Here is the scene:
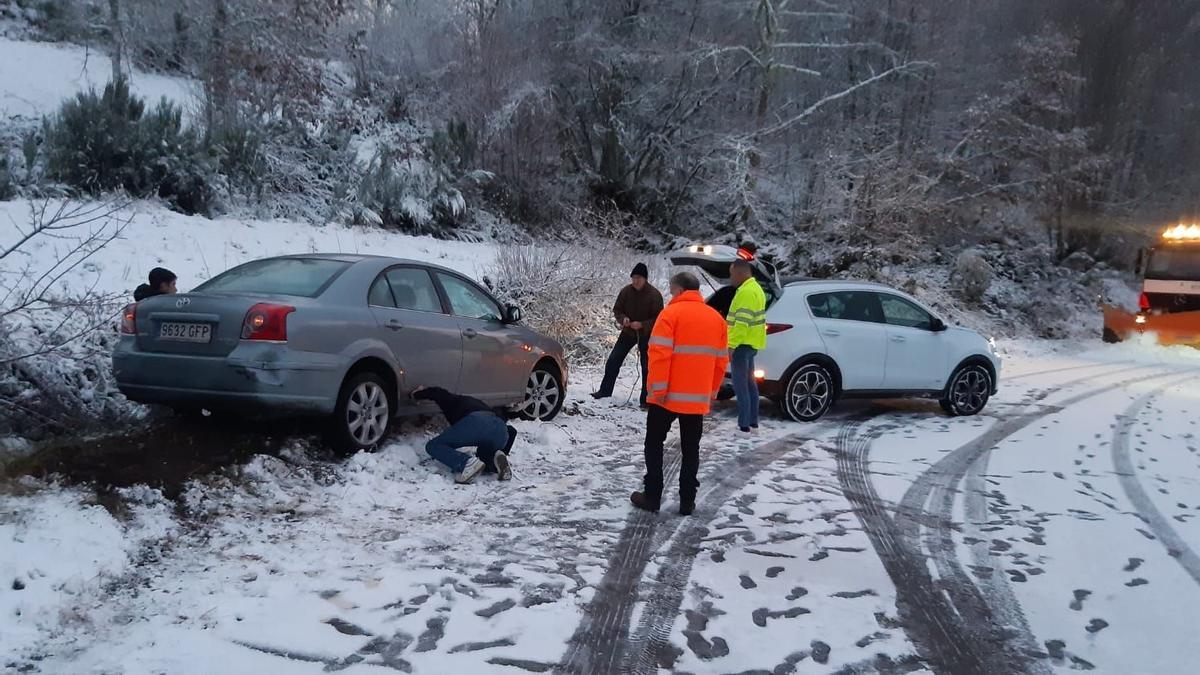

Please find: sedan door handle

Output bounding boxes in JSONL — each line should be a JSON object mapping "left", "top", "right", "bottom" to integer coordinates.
{"left": 385, "top": 319, "right": 403, "bottom": 331}
{"left": 891, "top": 335, "right": 906, "bottom": 342}
{"left": 463, "top": 328, "right": 478, "bottom": 338}
{"left": 822, "top": 329, "right": 841, "bottom": 337}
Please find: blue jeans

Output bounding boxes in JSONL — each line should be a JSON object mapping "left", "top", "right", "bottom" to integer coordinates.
{"left": 426, "top": 411, "right": 509, "bottom": 473}
{"left": 730, "top": 345, "right": 759, "bottom": 428}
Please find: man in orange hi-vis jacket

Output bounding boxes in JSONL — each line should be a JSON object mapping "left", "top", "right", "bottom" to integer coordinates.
{"left": 631, "top": 271, "right": 729, "bottom": 516}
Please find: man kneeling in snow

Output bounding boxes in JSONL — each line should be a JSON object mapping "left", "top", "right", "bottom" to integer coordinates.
{"left": 412, "top": 385, "right": 517, "bottom": 484}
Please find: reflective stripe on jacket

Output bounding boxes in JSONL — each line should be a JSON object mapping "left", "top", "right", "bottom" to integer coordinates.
{"left": 645, "top": 290, "right": 729, "bottom": 415}
{"left": 728, "top": 277, "right": 767, "bottom": 350}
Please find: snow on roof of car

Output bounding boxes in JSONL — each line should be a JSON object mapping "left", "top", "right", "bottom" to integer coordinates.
{"left": 784, "top": 278, "right": 895, "bottom": 290}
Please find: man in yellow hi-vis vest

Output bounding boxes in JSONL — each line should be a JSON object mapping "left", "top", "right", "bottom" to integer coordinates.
{"left": 728, "top": 258, "right": 767, "bottom": 431}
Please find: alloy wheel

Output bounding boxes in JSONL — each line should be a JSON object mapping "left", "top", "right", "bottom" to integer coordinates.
{"left": 346, "top": 380, "right": 389, "bottom": 446}
{"left": 788, "top": 366, "right": 832, "bottom": 421}
{"left": 951, "top": 368, "right": 989, "bottom": 415}
{"left": 519, "top": 369, "right": 562, "bottom": 421}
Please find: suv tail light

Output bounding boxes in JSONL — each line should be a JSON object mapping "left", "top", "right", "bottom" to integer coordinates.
{"left": 766, "top": 323, "right": 793, "bottom": 335}
{"left": 242, "top": 303, "right": 295, "bottom": 341}
{"left": 120, "top": 303, "right": 137, "bottom": 334}
{"left": 1138, "top": 292, "right": 1150, "bottom": 311}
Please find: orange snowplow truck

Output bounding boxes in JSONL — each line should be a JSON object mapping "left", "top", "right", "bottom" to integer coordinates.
{"left": 1102, "top": 224, "right": 1200, "bottom": 347}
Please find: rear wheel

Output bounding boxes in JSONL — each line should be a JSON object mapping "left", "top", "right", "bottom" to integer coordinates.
{"left": 329, "top": 372, "right": 392, "bottom": 453}
{"left": 515, "top": 365, "right": 564, "bottom": 421}
{"left": 941, "top": 364, "right": 991, "bottom": 416}
{"left": 779, "top": 363, "right": 835, "bottom": 422}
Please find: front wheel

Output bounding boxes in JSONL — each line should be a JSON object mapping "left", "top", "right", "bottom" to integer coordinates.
{"left": 941, "top": 364, "right": 992, "bottom": 416}
{"left": 329, "top": 372, "right": 392, "bottom": 453}
{"left": 514, "top": 366, "right": 564, "bottom": 421}
{"left": 779, "top": 363, "right": 835, "bottom": 422}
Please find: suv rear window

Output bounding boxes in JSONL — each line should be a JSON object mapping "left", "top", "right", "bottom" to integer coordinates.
{"left": 196, "top": 258, "right": 350, "bottom": 298}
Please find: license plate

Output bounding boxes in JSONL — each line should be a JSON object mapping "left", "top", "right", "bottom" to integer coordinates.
{"left": 159, "top": 321, "right": 212, "bottom": 343}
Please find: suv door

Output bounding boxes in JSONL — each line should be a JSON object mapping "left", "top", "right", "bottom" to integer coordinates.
{"left": 433, "top": 271, "right": 527, "bottom": 403}
{"left": 876, "top": 292, "right": 949, "bottom": 391}
{"left": 806, "top": 291, "right": 887, "bottom": 390}
{"left": 367, "top": 267, "right": 463, "bottom": 397}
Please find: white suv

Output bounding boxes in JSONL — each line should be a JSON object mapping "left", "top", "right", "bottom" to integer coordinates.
{"left": 671, "top": 246, "right": 1001, "bottom": 422}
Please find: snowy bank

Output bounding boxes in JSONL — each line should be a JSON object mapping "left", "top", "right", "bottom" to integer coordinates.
{"left": 0, "top": 36, "right": 196, "bottom": 124}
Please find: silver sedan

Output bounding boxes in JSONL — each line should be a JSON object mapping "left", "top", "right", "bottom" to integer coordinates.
{"left": 113, "top": 254, "right": 568, "bottom": 451}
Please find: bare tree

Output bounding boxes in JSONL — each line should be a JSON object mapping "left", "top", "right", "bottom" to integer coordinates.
{"left": 0, "top": 198, "right": 132, "bottom": 365}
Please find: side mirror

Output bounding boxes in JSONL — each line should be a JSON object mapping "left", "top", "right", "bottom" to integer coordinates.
{"left": 504, "top": 304, "right": 523, "bottom": 324}
{"left": 930, "top": 318, "right": 948, "bottom": 332}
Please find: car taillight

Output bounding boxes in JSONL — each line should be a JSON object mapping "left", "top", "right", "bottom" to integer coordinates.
{"left": 242, "top": 303, "right": 295, "bottom": 341}
{"left": 120, "top": 303, "right": 137, "bottom": 334}
{"left": 766, "top": 323, "right": 793, "bottom": 335}
{"left": 1138, "top": 292, "right": 1150, "bottom": 311}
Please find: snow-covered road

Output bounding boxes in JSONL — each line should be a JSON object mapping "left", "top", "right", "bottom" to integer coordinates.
{"left": 4, "top": 342, "right": 1200, "bottom": 674}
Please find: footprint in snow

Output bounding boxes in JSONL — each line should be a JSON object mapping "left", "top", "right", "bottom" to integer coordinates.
{"left": 1085, "top": 618, "right": 1109, "bottom": 634}
{"left": 739, "top": 574, "right": 757, "bottom": 589}
{"left": 766, "top": 566, "right": 785, "bottom": 579}
{"left": 1069, "top": 589, "right": 1091, "bottom": 611}
{"left": 1125, "top": 577, "right": 1149, "bottom": 587}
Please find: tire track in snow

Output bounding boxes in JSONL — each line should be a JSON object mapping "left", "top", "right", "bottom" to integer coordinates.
{"left": 835, "top": 412, "right": 993, "bottom": 674}
{"left": 555, "top": 435, "right": 685, "bottom": 675}
{"left": 623, "top": 429, "right": 830, "bottom": 674}
{"left": 893, "top": 365, "right": 1185, "bottom": 673}
{"left": 836, "top": 364, "right": 1158, "bottom": 673}
{"left": 1111, "top": 377, "right": 1200, "bottom": 587}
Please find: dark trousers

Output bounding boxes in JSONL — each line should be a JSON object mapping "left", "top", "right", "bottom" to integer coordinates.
{"left": 597, "top": 331, "right": 649, "bottom": 403}
{"left": 642, "top": 404, "right": 703, "bottom": 504}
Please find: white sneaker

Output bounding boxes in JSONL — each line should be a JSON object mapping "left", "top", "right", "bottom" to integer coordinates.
{"left": 494, "top": 451, "right": 512, "bottom": 481}
{"left": 456, "top": 457, "right": 486, "bottom": 484}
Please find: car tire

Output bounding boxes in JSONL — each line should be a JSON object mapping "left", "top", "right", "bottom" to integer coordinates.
{"left": 940, "top": 364, "right": 992, "bottom": 416}
{"left": 779, "top": 362, "right": 835, "bottom": 422}
{"left": 514, "top": 365, "right": 564, "bottom": 421}
{"left": 329, "top": 371, "right": 392, "bottom": 453}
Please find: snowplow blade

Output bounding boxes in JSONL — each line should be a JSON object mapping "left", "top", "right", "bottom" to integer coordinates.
{"left": 1102, "top": 304, "right": 1200, "bottom": 347}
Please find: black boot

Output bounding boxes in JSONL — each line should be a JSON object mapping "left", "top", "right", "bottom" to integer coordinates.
{"left": 679, "top": 498, "right": 695, "bottom": 516}
{"left": 591, "top": 391, "right": 610, "bottom": 400}
{"left": 630, "top": 491, "right": 660, "bottom": 513}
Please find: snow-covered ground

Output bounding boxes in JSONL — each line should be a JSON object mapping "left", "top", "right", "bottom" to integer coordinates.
{"left": 4, "top": 339, "right": 1200, "bottom": 674}
{"left": 0, "top": 36, "right": 196, "bottom": 124}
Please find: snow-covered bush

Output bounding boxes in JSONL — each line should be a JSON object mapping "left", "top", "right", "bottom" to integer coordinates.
{"left": 486, "top": 240, "right": 663, "bottom": 363}
{"left": 951, "top": 250, "right": 993, "bottom": 303}
{"left": 351, "top": 140, "right": 486, "bottom": 235}
{"left": 43, "top": 79, "right": 214, "bottom": 215}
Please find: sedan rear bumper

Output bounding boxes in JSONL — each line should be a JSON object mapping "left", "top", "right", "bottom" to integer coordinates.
{"left": 113, "top": 338, "right": 341, "bottom": 414}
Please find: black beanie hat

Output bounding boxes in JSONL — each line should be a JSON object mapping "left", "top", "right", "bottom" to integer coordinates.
{"left": 631, "top": 262, "right": 649, "bottom": 279}
{"left": 149, "top": 267, "right": 177, "bottom": 287}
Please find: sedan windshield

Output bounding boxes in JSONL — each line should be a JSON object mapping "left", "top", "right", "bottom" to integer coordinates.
{"left": 196, "top": 258, "right": 351, "bottom": 297}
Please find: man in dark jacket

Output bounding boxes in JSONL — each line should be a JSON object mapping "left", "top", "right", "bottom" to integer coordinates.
{"left": 592, "top": 263, "right": 664, "bottom": 406}
{"left": 133, "top": 267, "right": 178, "bottom": 301}
{"left": 412, "top": 385, "right": 517, "bottom": 484}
